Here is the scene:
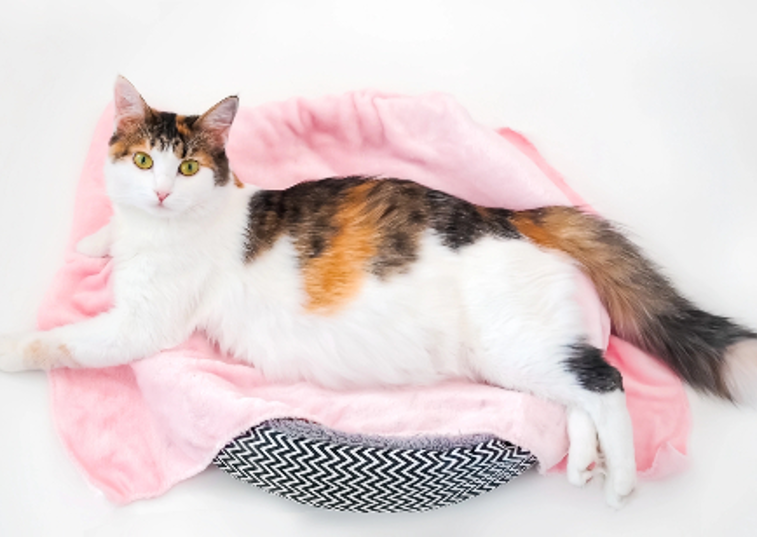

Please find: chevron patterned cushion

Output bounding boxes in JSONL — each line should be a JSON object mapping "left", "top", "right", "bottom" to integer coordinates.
{"left": 213, "top": 419, "right": 537, "bottom": 513}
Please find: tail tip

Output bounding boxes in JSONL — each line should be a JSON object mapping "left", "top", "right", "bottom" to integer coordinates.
{"left": 724, "top": 339, "right": 757, "bottom": 406}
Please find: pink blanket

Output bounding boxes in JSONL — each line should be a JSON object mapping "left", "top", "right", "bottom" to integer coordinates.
{"left": 39, "top": 91, "right": 689, "bottom": 504}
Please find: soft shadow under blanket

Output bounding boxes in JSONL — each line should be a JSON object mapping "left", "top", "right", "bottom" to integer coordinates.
{"left": 40, "top": 91, "right": 689, "bottom": 503}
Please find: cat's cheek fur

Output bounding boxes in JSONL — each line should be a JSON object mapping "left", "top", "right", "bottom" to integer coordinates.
{"left": 105, "top": 159, "right": 157, "bottom": 211}
{"left": 166, "top": 167, "right": 220, "bottom": 215}
{"left": 105, "top": 157, "right": 219, "bottom": 218}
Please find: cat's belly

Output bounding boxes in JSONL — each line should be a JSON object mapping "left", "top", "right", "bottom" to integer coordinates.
{"left": 199, "top": 235, "right": 472, "bottom": 389}
{"left": 199, "top": 232, "right": 585, "bottom": 391}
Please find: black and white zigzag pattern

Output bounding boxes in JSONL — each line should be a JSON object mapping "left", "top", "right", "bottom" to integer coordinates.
{"left": 214, "top": 420, "right": 537, "bottom": 513}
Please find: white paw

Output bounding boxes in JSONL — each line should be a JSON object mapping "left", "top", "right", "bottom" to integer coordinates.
{"left": 603, "top": 465, "right": 637, "bottom": 509}
{"left": 568, "top": 465, "right": 595, "bottom": 487}
{"left": 567, "top": 407, "right": 598, "bottom": 487}
{"left": 567, "top": 442, "right": 598, "bottom": 487}
{"left": 76, "top": 223, "right": 112, "bottom": 258}
{"left": 76, "top": 233, "right": 109, "bottom": 257}
{"left": 0, "top": 335, "right": 26, "bottom": 373}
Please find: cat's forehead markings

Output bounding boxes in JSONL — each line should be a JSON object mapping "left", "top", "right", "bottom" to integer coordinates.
{"left": 175, "top": 115, "right": 196, "bottom": 140}
{"left": 110, "top": 112, "right": 194, "bottom": 158}
{"left": 146, "top": 111, "right": 189, "bottom": 152}
{"left": 109, "top": 131, "right": 149, "bottom": 160}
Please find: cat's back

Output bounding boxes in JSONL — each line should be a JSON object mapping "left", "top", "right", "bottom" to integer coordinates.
{"left": 243, "top": 176, "right": 522, "bottom": 306}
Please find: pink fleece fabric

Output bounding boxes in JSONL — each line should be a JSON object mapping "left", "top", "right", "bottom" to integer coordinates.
{"left": 40, "top": 91, "right": 690, "bottom": 504}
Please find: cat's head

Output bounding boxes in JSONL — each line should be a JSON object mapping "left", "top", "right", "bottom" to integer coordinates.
{"left": 105, "top": 76, "right": 239, "bottom": 218}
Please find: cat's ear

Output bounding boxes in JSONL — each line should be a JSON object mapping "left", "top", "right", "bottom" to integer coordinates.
{"left": 113, "top": 76, "right": 148, "bottom": 128}
{"left": 196, "top": 96, "right": 239, "bottom": 146}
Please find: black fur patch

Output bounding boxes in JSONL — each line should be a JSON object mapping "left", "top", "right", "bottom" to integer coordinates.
{"left": 425, "top": 189, "right": 520, "bottom": 249}
{"left": 564, "top": 344, "right": 624, "bottom": 393}
{"left": 642, "top": 302, "right": 757, "bottom": 398}
{"left": 243, "top": 176, "right": 524, "bottom": 277}
{"left": 206, "top": 147, "right": 231, "bottom": 186}
{"left": 244, "top": 178, "right": 360, "bottom": 263}
{"left": 147, "top": 111, "right": 181, "bottom": 150}
{"left": 244, "top": 190, "right": 288, "bottom": 260}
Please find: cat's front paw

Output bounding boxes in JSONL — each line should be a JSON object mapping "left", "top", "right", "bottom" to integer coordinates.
{"left": 76, "top": 223, "right": 112, "bottom": 258}
{"left": 76, "top": 233, "right": 109, "bottom": 257}
{"left": 0, "top": 335, "right": 26, "bottom": 373}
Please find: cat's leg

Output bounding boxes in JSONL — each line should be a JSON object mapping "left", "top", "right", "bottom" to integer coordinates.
{"left": 567, "top": 406, "right": 598, "bottom": 487}
{"left": 462, "top": 237, "right": 635, "bottom": 505}
{"left": 76, "top": 221, "right": 113, "bottom": 257}
{"left": 0, "top": 307, "right": 187, "bottom": 372}
{"left": 563, "top": 343, "right": 636, "bottom": 507}
{"left": 479, "top": 342, "right": 635, "bottom": 506}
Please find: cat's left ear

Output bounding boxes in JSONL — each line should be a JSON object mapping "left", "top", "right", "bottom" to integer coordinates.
{"left": 196, "top": 96, "right": 239, "bottom": 146}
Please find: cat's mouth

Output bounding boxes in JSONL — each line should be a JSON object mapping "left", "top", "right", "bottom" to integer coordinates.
{"left": 144, "top": 201, "right": 175, "bottom": 217}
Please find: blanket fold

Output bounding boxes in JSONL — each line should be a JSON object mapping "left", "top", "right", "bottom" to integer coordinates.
{"left": 40, "top": 91, "right": 689, "bottom": 504}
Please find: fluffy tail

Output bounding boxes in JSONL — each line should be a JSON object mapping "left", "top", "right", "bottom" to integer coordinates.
{"left": 511, "top": 206, "right": 757, "bottom": 402}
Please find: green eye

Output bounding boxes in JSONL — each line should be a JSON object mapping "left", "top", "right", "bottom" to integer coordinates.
{"left": 133, "top": 152, "right": 153, "bottom": 169}
{"left": 179, "top": 159, "right": 200, "bottom": 176}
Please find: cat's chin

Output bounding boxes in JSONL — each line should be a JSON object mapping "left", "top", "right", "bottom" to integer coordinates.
{"left": 138, "top": 203, "right": 182, "bottom": 218}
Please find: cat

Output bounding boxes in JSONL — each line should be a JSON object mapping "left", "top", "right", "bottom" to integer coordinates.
{"left": 1, "top": 76, "right": 756, "bottom": 507}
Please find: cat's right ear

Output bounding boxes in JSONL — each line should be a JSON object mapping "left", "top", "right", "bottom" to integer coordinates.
{"left": 113, "top": 76, "right": 148, "bottom": 128}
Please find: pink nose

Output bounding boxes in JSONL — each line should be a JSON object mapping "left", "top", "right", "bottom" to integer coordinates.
{"left": 156, "top": 191, "right": 170, "bottom": 203}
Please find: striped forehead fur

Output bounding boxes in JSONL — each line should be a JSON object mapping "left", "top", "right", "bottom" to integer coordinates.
{"left": 109, "top": 109, "right": 230, "bottom": 186}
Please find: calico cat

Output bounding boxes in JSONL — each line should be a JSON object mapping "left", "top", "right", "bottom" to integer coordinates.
{"left": 1, "top": 76, "right": 756, "bottom": 507}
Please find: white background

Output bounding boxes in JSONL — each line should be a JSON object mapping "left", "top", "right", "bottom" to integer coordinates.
{"left": 1, "top": 1, "right": 757, "bottom": 535}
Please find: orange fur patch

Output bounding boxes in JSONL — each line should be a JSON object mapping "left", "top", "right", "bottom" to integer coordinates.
{"left": 233, "top": 174, "right": 244, "bottom": 188}
{"left": 510, "top": 209, "right": 567, "bottom": 250}
{"left": 303, "top": 183, "right": 378, "bottom": 314}
{"left": 175, "top": 115, "right": 194, "bottom": 139}
{"left": 109, "top": 138, "right": 150, "bottom": 161}
{"left": 190, "top": 151, "right": 216, "bottom": 169}
{"left": 511, "top": 206, "right": 670, "bottom": 340}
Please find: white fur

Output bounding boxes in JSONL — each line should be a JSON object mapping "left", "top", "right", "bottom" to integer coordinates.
{"left": 724, "top": 339, "right": 757, "bottom": 407}
{"left": 76, "top": 221, "right": 112, "bottom": 257}
{"left": 0, "top": 143, "right": 638, "bottom": 506}
{"left": 567, "top": 406, "right": 598, "bottom": 487}
{"left": 105, "top": 149, "right": 224, "bottom": 220}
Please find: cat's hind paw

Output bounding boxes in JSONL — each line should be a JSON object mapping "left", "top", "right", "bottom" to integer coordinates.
{"left": 603, "top": 465, "right": 637, "bottom": 509}
{"left": 567, "top": 464, "right": 595, "bottom": 487}
{"left": 567, "top": 407, "right": 598, "bottom": 487}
